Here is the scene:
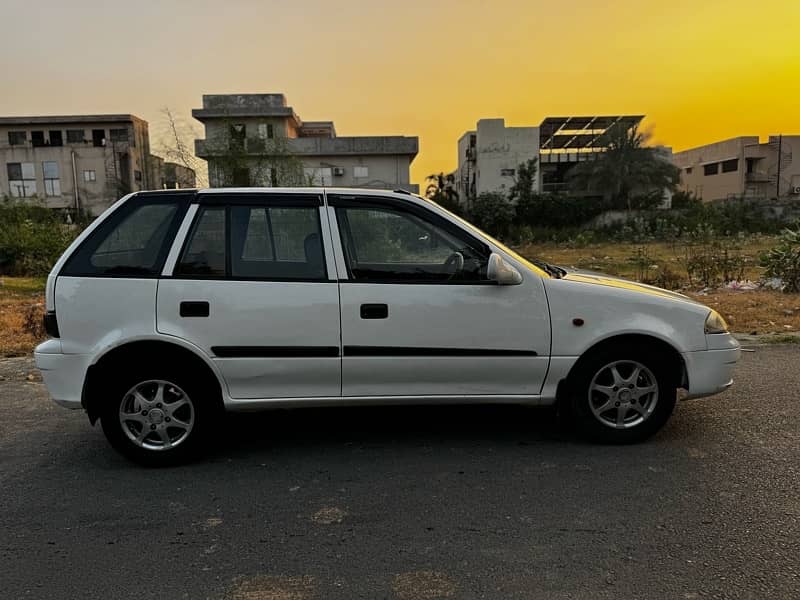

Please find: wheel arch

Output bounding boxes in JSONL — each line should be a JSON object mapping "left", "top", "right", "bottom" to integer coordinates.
{"left": 557, "top": 333, "right": 687, "bottom": 403}
{"left": 83, "top": 339, "right": 224, "bottom": 425}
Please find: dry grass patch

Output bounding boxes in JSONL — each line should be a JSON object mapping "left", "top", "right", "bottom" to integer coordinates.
{"left": 0, "top": 277, "right": 46, "bottom": 357}
{"left": 685, "top": 290, "right": 800, "bottom": 335}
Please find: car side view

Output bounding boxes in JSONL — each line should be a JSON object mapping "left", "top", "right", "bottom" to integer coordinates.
{"left": 34, "top": 188, "right": 741, "bottom": 464}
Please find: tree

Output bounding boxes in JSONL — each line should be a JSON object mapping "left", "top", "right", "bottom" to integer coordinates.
{"left": 568, "top": 125, "right": 681, "bottom": 211}
{"left": 508, "top": 157, "right": 538, "bottom": 205}
{"left": 425, "top": 172, "right": 461, "bottom": 213}
{"left": 157, "top": 108, "right": 209, "bottom": 187}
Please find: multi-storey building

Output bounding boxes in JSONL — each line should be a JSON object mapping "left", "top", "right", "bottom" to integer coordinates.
{"left": 673, "top": 135, "right": 800, "bottom": 201}
{"left": 193, "top": 94, "right": 419, "bottom": 193}
{"left": 453, "top": 115, "right": 645, "bottom": 203}
{"left": 0, "top": 114, "right": 195, "bottom": 215}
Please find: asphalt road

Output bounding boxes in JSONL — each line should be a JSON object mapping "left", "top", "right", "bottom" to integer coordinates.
{"left": 1, "top": 345, "right": 799, "bottom": 600}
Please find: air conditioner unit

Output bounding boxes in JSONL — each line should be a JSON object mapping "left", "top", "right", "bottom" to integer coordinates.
{"left": 792, "top": 186, "right": 800, "bottom": 195}
{"left": 333, "top": 167, "right": 345, "bottom": 176}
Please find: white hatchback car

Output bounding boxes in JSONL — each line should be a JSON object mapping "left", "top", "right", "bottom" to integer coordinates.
{"left": 35, "top": 188, "right": 740, "bottom": 464}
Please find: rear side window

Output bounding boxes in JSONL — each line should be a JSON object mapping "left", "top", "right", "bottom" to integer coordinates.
{"left": 61, "top": 194, "right": 189, "bottom": 277}
{"left": 175, "top": 204, "right": 327, "bottom": 281}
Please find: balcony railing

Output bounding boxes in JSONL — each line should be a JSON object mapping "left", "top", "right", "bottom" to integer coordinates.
{"left": 196, "top": 136, "right": 418, "bottom": 158}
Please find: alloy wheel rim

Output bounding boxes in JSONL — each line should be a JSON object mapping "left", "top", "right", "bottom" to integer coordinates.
{"left": 588, "top": 360, "right": 658, "bottom": 429}
{"left": 119, "top": 380, "right": 194, "bottom": 451}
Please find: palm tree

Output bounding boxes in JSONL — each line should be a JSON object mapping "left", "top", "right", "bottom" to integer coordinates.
{"left": 425, "top": 172, "right": 460, "bottom": 212}
{"left": 568, "top": 125, "right": 680, "bottom": 211}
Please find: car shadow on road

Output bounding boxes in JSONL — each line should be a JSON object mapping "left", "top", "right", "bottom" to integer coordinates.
{"left": 216, "top": 403, "right": 577, "bottom": 457}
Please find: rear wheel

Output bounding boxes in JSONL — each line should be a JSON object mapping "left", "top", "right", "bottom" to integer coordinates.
{"left": 100, "top": 365, "right": 219, "bottom": 465}
{"left": 567, "top": 346, "right": 677, "bottom": 443}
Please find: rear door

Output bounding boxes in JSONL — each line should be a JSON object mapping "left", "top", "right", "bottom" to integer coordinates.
{"left": 328, "top": 193, "right": 551, "bottom": 398}
{"left": 156, "top": 192, "right": 341, "bottom": 400}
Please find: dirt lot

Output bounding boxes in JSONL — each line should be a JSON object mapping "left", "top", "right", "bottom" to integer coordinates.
{"left": 2, "top": 236, "right": 799, "bottom": 358}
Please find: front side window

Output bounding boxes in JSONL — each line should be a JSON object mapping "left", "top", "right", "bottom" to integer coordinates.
{"left": 176, "top": 203, "right": 327, "bottom": 281}
{"left": 335, "top": 202, "right": 489, "bottom": 283}
{"left": 61, "top": 194, "right": 188, "bottom": 277}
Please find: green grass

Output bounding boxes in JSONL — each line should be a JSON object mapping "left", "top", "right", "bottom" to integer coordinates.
{"left": 0, "top": 276, "right": 47, "bottom": 296}
{"left": 760, "top": 333, "right": 800, "bottom": 345}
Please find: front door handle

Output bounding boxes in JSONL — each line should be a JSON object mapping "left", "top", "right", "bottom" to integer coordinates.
{"left": 180, "top": 301, "right": 210, "bottom": 317}
{"left": 360, "top": 303, "right": 388, "bottom": 319}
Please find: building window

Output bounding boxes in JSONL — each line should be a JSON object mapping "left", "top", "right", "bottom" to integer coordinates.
{"left": 8, "top": 131, "right": 26, "bottom": 146}
{"left": 134, "top": 170, "right": 142, "bottom": 182}
{"left": 66, "top": 129, "right": 85, "bottom": 144}
{"left": 703, "top": 163, "right": 719, "bottom": 176}
{"left": 501, "top": 168, "right": 515, "bottom": 177}
{"left": 31, "top": 131, "right": 45, "bottom": 147}
{"left": 721, "top": 158, "right": 738, "bottom": 173}
{"left": 83, "top": 170, "right": 97, "bottom": 182}
{"left": 43, "top": 161, "right": 61, "bottom": 196}
{"left": 353, "top": 166, "right": 369, "bottom": 178}
{"left": 230, "top": 124, "right": 246, "bottom": 150}
{"left": 257, "top": 124, "right": 274, "bottom": 139}
{"left": 7, "top": 162, "right": 37, "bottom": 197}
{"left": 109, "top": 128, "right": 129, "bottom": 143}
{"left": 92, "top": 129, "right": 105, "bottom": 147}
{"left": 49, "top": 131, "right": 63, "bottom": 147}
{"left": 685, "top": 167, "right": 693, "bottom": 175}
{"left": 232, "top": 167, "right": 249, "bottom": 186}
{"left": 303, "top": 167, "right": 333, "bottom": 186}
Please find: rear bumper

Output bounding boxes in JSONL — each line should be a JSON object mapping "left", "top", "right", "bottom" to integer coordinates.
{"left": 34, "top": 340, "right": 89, "bottom": 410}
{"left": 682, "top": 342, "right": 741, "bottom": 399}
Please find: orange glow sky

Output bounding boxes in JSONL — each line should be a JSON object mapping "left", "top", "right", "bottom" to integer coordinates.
{"left": 2, "top": 0, "right": 799, "bottom": 186}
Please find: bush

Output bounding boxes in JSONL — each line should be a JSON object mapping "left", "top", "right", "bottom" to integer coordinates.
{"left": 762, "top": 225, "right": 800, "bottom": 292}
{"left": 468, "top": 193, "right": 515, "bottom": 238}
{"left": 515, "top": 193, "right": 610, "bottom": 229}
{"left": 0, "top": 197, "right": 82, "bottom": 276}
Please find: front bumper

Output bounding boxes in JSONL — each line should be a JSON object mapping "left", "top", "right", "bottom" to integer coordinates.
{"left": 682, "top": 335, "right": 741, "bottom": 399}
{"left": 34, "top": 339, "right": 89, "bottom": 409}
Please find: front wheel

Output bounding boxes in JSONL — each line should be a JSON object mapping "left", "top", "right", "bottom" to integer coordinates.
{"left": 567, "top": 347, "right": 677, "bottom": 443}
{"left": 100, "top": 367, "right": 217, "bottom": 465}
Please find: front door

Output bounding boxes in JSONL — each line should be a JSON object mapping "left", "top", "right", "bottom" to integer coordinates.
{"left": 157, "top": 192, "right": 341, "bottom": 400}
{"left": 328, "top": 194, "right": 551, "bottom": 398}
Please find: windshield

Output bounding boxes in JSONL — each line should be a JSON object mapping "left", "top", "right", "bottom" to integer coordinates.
{"left": 424, "top": 197, "right": 552, "bottom": 278}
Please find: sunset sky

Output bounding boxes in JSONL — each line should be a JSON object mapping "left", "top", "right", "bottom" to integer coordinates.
{"left": 2, "top": 0, "right": 799, "bottom": 186}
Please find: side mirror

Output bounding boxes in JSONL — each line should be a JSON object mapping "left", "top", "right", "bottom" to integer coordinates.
{"left": 487, "top": 253, "right": 523, "bottom": 285}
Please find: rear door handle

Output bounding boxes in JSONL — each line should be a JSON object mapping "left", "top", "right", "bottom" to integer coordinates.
{"left": 360, "top": 303, "right": 388, "bottom": 319}
{"left": 180, "top": 301, "right": 209, "bottom": 317}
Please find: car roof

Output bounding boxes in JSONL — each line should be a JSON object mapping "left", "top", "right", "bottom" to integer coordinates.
{"left": 195, "top": 187, "right": 417, "bottom": 198}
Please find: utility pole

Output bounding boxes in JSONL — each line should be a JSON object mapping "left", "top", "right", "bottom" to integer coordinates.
{"left": 776, "top": 134, "right": 783, "bottom": 199}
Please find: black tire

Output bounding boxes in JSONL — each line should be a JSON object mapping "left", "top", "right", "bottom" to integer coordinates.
{"left": 100, "top": 362, "right": 221, "bottom": 466}
{"left": 566, "top": 344, "right": 677, "bottom": 444}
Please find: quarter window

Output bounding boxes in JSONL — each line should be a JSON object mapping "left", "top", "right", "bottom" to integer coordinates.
{"left": 335, "top": 203, "right": 489, "bottom": 282}
{"left": 61, "top": 195, "right": 187, "bottom": 277}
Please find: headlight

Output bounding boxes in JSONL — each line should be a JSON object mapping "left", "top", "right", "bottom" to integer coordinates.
{"left": 704, "top": 310, "right": 729, "bottom": 334}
